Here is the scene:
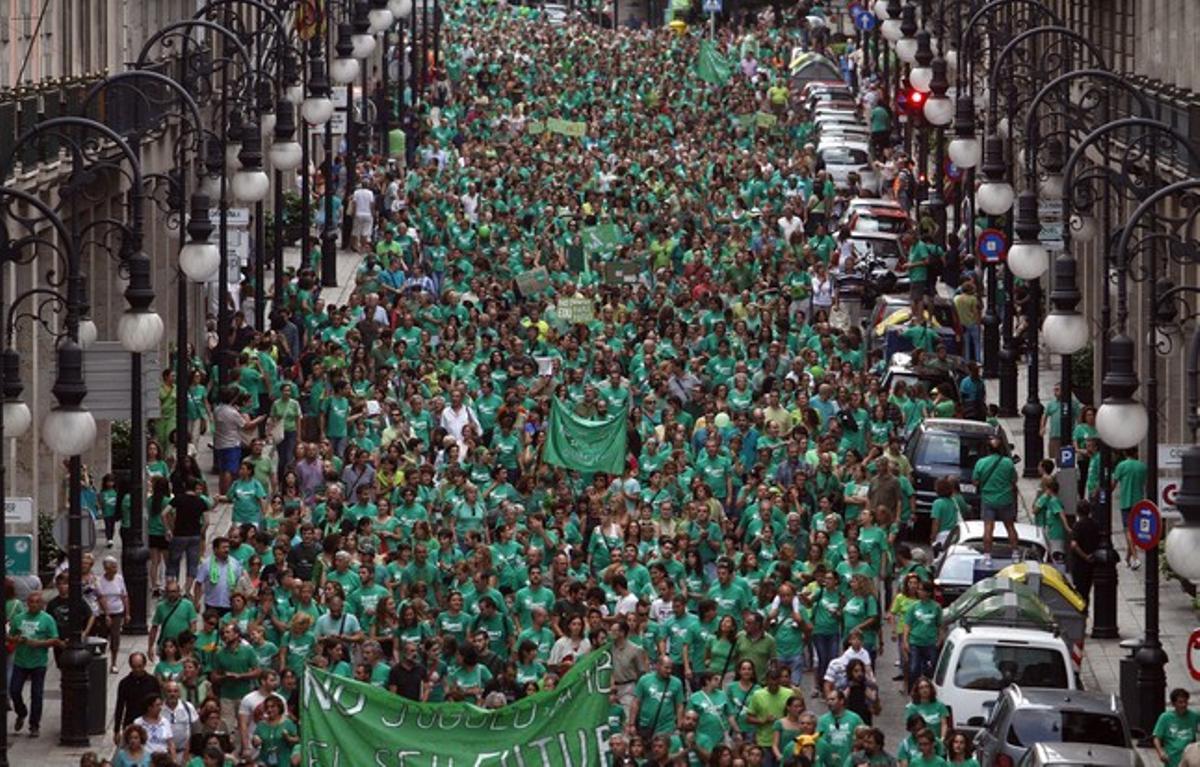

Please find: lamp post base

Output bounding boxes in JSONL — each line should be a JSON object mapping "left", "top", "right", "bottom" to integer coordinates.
{"left": 58, "top": 640, "right": 91, "bottom": 747}
{"left": 1021, "top": 398, "right": 1044, "bottom": 477}
{"left": 999, "top": 345, "right": 1019, "bottom": 416}
{"left": 321, "top": 230, "right": 338, "bottom": 288}
{"left": 121, "top": 542, "right": 150, "bottom": 635}
{"left": 1091, "top": 547, "right": 1120, "bottom": 639}
{"left": 1133, "top": 639, "right": 1168, "bottom": 742}
{"left": 983, "top": 310, "right": 1000, "bottom": 378}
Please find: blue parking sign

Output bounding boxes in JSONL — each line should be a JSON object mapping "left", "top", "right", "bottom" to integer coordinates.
{"left": 1058, "top": 445, "right": 1075, "bottom": 469}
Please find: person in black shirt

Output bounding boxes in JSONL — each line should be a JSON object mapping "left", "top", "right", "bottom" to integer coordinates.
{"left": 113, "top": 652, "right": 162, "bottom": 744}
{"left": 1070, "top": 501, "right": 1101, "bottom": 609}
{"left": 287, "top": 524, "right": 321, "bottom": 582}
{"left": 166, "top": 478, "right": 210, "bottom": 594}
{"left": 45, "top": 573, "right": 95, "bottom": 664}
{"left": 386, "top": 640, "right": 427, "bottom": 701}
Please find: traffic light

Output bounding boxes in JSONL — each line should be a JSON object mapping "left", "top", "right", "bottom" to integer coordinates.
{"left": 906, "top": 88, "right": 927, "bottom": 117}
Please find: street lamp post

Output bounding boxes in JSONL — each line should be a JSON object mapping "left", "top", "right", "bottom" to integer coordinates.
{"left": 1, "top": 116, "right": 155, "bottom": 747}
{"left": 1104, "top": 178, "right": 1200, "bottom": 737}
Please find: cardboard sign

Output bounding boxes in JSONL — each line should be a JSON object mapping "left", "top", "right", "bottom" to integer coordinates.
{"left": 527, "top": 120, "right": 545, "bottom": 135}
{"left": 603, "top": 259, "right": 644, "bottom": 285}
{"left": 755, "top": 112, "right": 778, "bottom": 129}
{"left": 514, "top": 266, "right": 551, "bottom": 295}
{"left": 557, "top": 296, "right": 596, "bottom": 324}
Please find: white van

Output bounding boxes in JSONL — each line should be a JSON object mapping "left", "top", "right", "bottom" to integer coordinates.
{"left": 933, "top": 624, "right": 1077, "bottom": 732}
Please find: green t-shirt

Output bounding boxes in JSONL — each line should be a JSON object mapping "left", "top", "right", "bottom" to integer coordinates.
{"left": 972, "top": 454, "right": 1017, "bottom": 506}
{"left": 905, "top": 599, "right": 942, "bottom": 647}
{"left": 905, "top": 699, "right": 950, "bottom": 733}
{"left": 152, "top": 597, "right": 198, "bottom": 644}
{"left": 212, "top": 642, "right": 259, "bottom": 700}
{"left": 12, "top": 609, "right": 57, "bottom": 668}
{"left": 746, "top": 685, "right": 794, "bottom": 747}
{"left": 817, "top": 708, "right": 865, "bottom": 764}
{"left": 1113, "top": 457, "right": 1148, "bottom": 511}
{"left": 271, "top": 398, "right": 302, "bottom": 432}
{"left": 688, "top": 689, "right": 730, "bottom": 746}
{"left": 634, "top": 672, "right": 685, "bottom": 734}
{"left": 1154, "top": 708, "right": 1200, "bottom": 767}
{"left": 230, "top": 478, "right": 268, "bottom": 525}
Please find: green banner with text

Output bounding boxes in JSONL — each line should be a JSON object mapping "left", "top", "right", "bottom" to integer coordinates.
{"left": 302, "top": 648, "right": 615, "bottom": 766}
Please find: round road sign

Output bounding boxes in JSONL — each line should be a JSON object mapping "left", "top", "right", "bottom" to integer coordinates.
{"left": 1129, "top": 499, "right": 1162, "bottom": 552}
{"left": 977, "top": 228, "right": 1008, "bottom": 264}
{"left": 1188, "top": 628, "right": 1200, "bottom": 681}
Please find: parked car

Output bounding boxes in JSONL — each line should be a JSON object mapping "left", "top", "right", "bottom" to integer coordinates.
{"left": 1016, "top": 742, "right": 1142, "bottom": 767}
{"left": 906, "top": 419, "right": 1014, "bottom": 515}
{"left": 540, "top": 3, "right": 570, "bottom": 23}
{"left": 880, "top": 355, "right": 969, "bottom": 423}
{"left": 839, "top": 197, "right": 911, "bottom": 235}
{"left": 974, "top": 687, "right": 1142, "bottom": 767}
{"left": 932, "top": 523, "right": 1049, "bottom": 605}
{"left": 870, "top": 295, "right": 963, "bottom": 356}
{"left": 934, "top": 627, "right": 1077, "bottom": 735}
{"left": 817, "top": 141, "right": 878, "bottom": 194}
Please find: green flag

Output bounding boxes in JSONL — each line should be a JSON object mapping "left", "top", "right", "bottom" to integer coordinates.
{"left": 302, "top": 648, "right": 615, "bottom": 766}
{"left": 544, "top": 398, "right": 628, "bottom": 475}
{"left": 695, "top": 39, "right": 731, "bottom": 85}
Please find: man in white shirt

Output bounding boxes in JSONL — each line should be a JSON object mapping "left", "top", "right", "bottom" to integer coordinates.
{"left": 163, "top": 681, "right": 199, "bottom": 762}
{"left": 237, "top": 670, "right": 288, "bottom": 759}
{"left": 778, "top": 203, "right": 805, "bottom": 242}
{"left": 350, "top": 182, "right": 376, "bottom": 253}
{"left": 439, "top": 388, "right": 480, "bottom": 448}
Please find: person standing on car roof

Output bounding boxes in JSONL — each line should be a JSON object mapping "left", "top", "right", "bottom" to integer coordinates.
{"left": 972, "top": 437, "right": 1020, "bottom": 567}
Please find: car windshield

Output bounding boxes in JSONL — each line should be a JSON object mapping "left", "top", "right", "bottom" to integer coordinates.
{"left": 915, "top": 432, "right": 991, "bottom": 466}
{"left": 953, "top": 644, "right": 1069, "bottom": 691}
{"left": 851, "top": 238, "right": 902, "bottom": 259}
{"left": 855, "top": 214, "right": 908, "bottom": 234}
{"left": 1007, "top": 710, "right": 1128, "bottom": 749}
{"left": 822, "top": 147, "right": 870, "bottom": 165}
{"left": 939, "top": 554, "right": 982, "bottom": 581}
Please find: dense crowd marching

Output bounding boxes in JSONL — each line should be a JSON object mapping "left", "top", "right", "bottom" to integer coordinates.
{"left": 7, "top": 1, "right": 1200, "bottom": 767}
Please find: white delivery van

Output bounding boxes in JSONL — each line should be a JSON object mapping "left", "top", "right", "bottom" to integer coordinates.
{"left": 933, "top": 624, "right": 1077, "bottom": 732}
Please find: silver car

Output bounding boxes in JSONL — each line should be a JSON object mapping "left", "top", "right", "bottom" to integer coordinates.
{"left": 817, "top": 141, "right": 878, "bottom": 194}
{"left": 1017, "top": 743, "right": 1142, "bottom": 767}
{"left": 974, "top": 686, "right": 1142, "bottom": 767}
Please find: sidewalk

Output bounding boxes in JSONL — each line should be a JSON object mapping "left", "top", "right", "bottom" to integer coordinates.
{"left": 7, "top": 243, "right": 365, "bottom": 765}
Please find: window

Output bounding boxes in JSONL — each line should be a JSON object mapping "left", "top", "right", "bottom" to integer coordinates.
{"left": 914, "top": 433, "right": 989, "bottom": 467}
{"left": 953, "top": 644, "right": 1069, "bottom": 691}
{"left": 1006, "top": 710, "right": 1128, "bottom": 749}
{"left": 820, "top": 147, "right": 870, "bottom": 166}
{"left": 934, "top": 641, "right": 954, "bottom": 686}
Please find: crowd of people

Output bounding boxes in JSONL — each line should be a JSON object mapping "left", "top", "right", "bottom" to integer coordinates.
{"left": 6, "top": 1, "right": 1196, "bottom": 767}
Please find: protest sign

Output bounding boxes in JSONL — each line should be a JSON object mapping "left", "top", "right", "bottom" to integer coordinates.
{"left": 302, "top": 649, "right": 615, "bottom": 766}
{"left": 514, "top": 266, "right": 551, "bottom": 295}
{"left": 556, "top": 296, "right": 596, "bottom": 323}
{"left": 602, "top": 258, "right": 644, "bottom": 285}
{"left": 545, "top": 400, "right": 628, "bottom": 475}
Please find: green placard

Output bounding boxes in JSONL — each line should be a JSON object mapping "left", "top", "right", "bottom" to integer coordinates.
{"left": 559, "top": 120, "right": 587, "bottom": 138}
{"left": 755, "top": 111, "right": 778, "bottom": 128}
{"left": 527, "top": 119, "right": 544, "bottom": 135}
{"left": 581, "top": 223, "right": 623, "bottom": 255}
{"left": 735, "top": 113, "right": 756, "bottom": 128}
{"left": 6, "top": 535, "right": 32, "bottom": 577}
{"left": 514, "top": 266, "right": 551, "bottom": 295}
{"left": 556, "top": 296, "right": 596, "bottom": 324}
